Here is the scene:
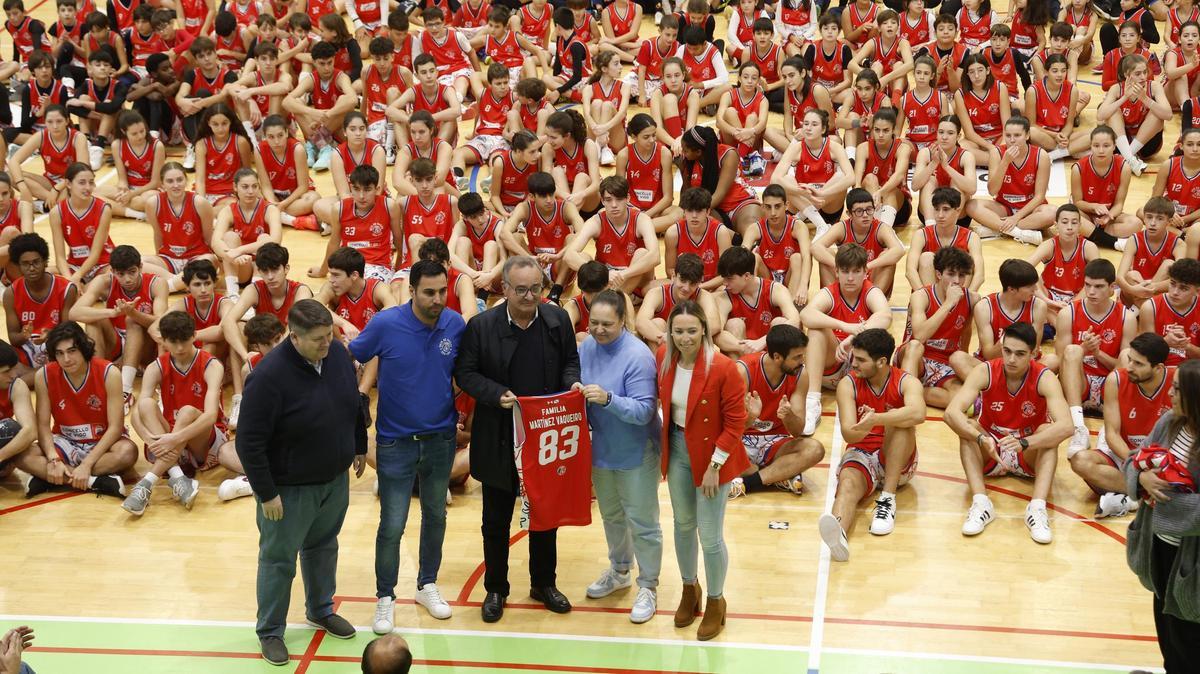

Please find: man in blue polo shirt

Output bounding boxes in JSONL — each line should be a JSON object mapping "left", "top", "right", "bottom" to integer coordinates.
{"left": 349, "top": 259, "right": 466, "bottom": 634}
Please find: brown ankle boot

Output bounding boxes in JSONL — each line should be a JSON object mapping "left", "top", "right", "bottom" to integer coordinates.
{"left": 674, "top": 582, "right": 702, "bottom": 627}
{"left": 697, "top": 595, "right": 726, "bottom": 641}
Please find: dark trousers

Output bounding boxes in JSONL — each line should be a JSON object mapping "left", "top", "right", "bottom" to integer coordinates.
{"left": 255, "top": 471, "right": 349, "bottom": 639}
{"left": 132, "top": 97, "right": 176, "bottom": 138}
{"left": 182, "top": 87, "right": 217, "bottom": 142}
{"left": 481, "top": 469, "right": 558, "bottom": 596}
{"left": 1151, "top": 536, "right": 1200, "bottom": 672}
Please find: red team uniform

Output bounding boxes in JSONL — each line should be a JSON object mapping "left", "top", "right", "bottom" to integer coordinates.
{"left": 977, "top": 358, "right": 1049, "bottom": 476}
{"left": 341, "top": 195, "right": 395, "bottom": 273}
{"left": 842, "top": 365, "right": 918, "bottom": 490}
{"left": 58, "top": 198, "right": 113, "bottom": 273}
{"left": 901, "top": 89, "right": 942, "bottom": 147}
{"left": 963, "top": 84, "right": 1003, "bottom": 143}
{"left": 154, "top": 193, "right": 210, "bottom": 271}
{"left": 595, "top": 206, "right": 642, "bottom": 268}
{"left": 994, "top": 144, "right": 1043, "bottom": 214}
{"left": 1149, "top": 293, "right": 1200, "bottom": 366}
{"left": 1111, "top": 367, "right": 1175, "bottom": 458}
{"left": 625, "top": 142, "right": 667, "bottom": 212}
{"left": 115, "top": 138, "right": 160, "bottom": 188}
{"left": 739, "top": 351, "right": 799, "bottom": 465}
{"left": 513, "top": 390, "right": 593, "bottom": 531}
{"left": 11, "top": 274, "right": 72, "bottom": 365}
{"left": 756, "top": 216, "right": 800, "bottom": 284}
{"left": 252, "top": 278, "right": 304, "bottom": 324}
{"left": 981, "top": 292, "right": 1034, "bottom": 349}
{"left": 335, "top": 277, "right": 385, "bottom": 330}
{"left": 904, "top": 284, "right": 971, "bottom": 386}
{"left": 155, "top": 349, "right": 226, "bottom": 467}
{"left": 403, "top": 193, "right": 453, "bottom": 267}
{"left": 1163, "top": 156, "right": 1200, "bottom": 217}
{"left": 1040, "top": 237, "right": 1086, "bottom": 302}
{"left": 673, "top": 217, "right": 723, "bottom": 280}
{"left": 1129, "top": 229, "right": 1179, "bottom": 282}
{"left": 725, "top": 279, "right": 782, "bottom": 340}
{"left": 1067, "top": 299, "right": 1127, "bottom": 405}
{"left": 230, "top": 199, "right": 271, "bottom": 244}
{"left": 45, "top": 358, "right": 118, "bottom": 461}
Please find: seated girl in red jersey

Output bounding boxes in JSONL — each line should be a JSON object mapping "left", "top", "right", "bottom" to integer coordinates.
{"left": 1059, "top": 0, "right": 1100, "bottom": 65}
{"left": 1165, "top": 21, "right": 1200, "bottom": 110}
{"left": 1096, "top": 53, "right": 1169, "bottom": 178}
{"left": 812, "top": 187, "right": 907, "bottom": 296}
{"left": 680, "top": 125, "right": 762, "bottom": 234}
{"left": 1024, "top": 54, "right": 1090, "bottom": 160}
{"left": 386, "top": 52, "right": 462, "bottom": 146}
{"left": 849, "top": 10, "right": 914, "bottom": 105}
{"left": 835, "top": 69, "right": 892, "bottom": 154}
{"left": 251, "top": 115, "right": 319, "bottom": 230}
{"left": 900, "top": 0, "right": 935, "bottom": 52}
{"left": 1025, "top": 205, "right": 1099, "bottom": 322}
{"left": 852, "top": 108, "right": 914, "bottom": 229}
{"left": 771, "top": 109, "right": 855, "bottom": 237}
{"left": 647, "top": 57, "right": 699, "bottom": 156}
{"left": 452, "top": 63, "right": 515, "bottom": 191}
{"left": 499, "top": 171, "right": 586, "bottom": 302}
{"left": 394, "top": 110, "right": 457, "bottom": 196}
{"left": 713, "top": 246, "right": 800, "bottom": 356}
{"left": 487, "top": 129, "right": 540, "bottom": 214}
{"left": 8, "top": 104, "right": 88, "bottom": 210}
{"left": 1099, "top": 19, "right": 1159, "bottom": 93}
{"left": 910, "top": 116, "right": 977, "bottom": 226}
{"left": 311, "top": 164, "right": 402, "bottom": 283}
{"left": 1150, "top": 127, "right": 1200, "bottom": 230}
{"left": 511, "top": 0, "right": 552, "bottom": 64}
{"left": 317, "top": 14, "right": 364, "bottom": 83}
{"left": 562, "top": 175, "right": 660, "bottom": 294}
{"left": 896, "top": 55, "right": 947, "bottom": 151}
{"left": 597, "top": 0, "right": 641, "bottom": 63}
{"left": 1119, "top": 197, "right": 1182, "bottom": 306}
{"left": 50, "top": 163, "right": 114, "bottom": 286}
{"left": 764, "top": 56, "right": 836, "bottom": 159}
{"left": 1067, "top": 126, "right": 1142, "bottom": 248}
{"left": 448, "top": 191, "right": 505, "bottom": 292}
{"left": 95, "top": 110, "right": 162, "bottom": 221}
{"left": 330, "top": 111, "right": 386, "bottom": 198}
{"left": 211, "top": 168, "right": 283, "bottom": 295}
{"left": 194, "top": 103, "right": 254, "bottom": 209}
{"left": 663, "top": 187, "right": 734, "bottom": 292}
{"left": 953, "top": 51, "right": 1012, "bottom": 166}
{"left": 281, "top": 40, "right": 359, "bottom": 169}
{"left": 542, "top": 108, "right": 601, "bottom": 215}
{"left": 581, "top": 52, "right": 631, "bottom": 167}
{"left": 614, "top": 113, "right": 677, "bottom": 233}
{"left": 715, "top": 62, "right": 770, "bottom": 176}
{"left": 964, "top": 115, "right": 1056, "bottom": 244}
{"left": 805, "top": 14, "right": 853, "bottom": 101}
{"left": 744, "top": 184, "right": 813, "bottom": 304}
{"left": 776, "top": 0, "right": 818, "bottom": 52}
{"left": 0, "top": 173, "right": 33, "bottom": 284}
{"left": 957, "top": 0, "right": 999, "bottom": 50}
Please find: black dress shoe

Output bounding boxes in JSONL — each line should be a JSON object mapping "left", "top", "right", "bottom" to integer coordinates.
{"left": 530, "top": 586, "right": 572, "bottom": 614}
{"left": 481, "top": 592, "right": 506, "bottom": 623}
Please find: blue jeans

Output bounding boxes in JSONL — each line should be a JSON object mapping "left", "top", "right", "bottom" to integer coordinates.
{"left": 375, "top": 430, "right": 455, "bottom": 598}
{"left": 592, "top": 446, "right": 664, "bottom": 589}
{"left": 666, "top": 428, "right": 731, "bottom": 598}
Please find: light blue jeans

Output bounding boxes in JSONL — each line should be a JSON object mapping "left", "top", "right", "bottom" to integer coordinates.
{"left": 666, "top": 428, "right": 731, "bottom": 598}
{"left": 592, "top": 445, "right": 664, "bottom": 589}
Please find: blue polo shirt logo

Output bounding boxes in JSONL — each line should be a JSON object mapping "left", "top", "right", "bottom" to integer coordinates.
{"left": 438, "top": 338, "right": 453, "bottom": 356}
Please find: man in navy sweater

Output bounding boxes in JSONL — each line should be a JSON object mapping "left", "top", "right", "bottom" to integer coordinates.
{"left": 236, "top": 299, "right": 369, "bottom": 666}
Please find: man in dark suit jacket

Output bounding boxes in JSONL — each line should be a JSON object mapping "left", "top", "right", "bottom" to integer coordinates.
{"left": 454, "top": 255, "right": 582, "bottom": 623}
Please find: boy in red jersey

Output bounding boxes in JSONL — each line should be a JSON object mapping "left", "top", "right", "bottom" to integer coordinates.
{"left": 506, "top": 78, "right": 552, "bottom": 141}
{"left": 470, "top": 8, "right": 545, "bottom": 90}
{"left": 0, "top": 342, "right": 38, "bottom": 492}
{"left": 972, "top": 258, "right": 1050, "bottom": 364}
{"left": 1139, "top": 257, "right": 1200, "bottom": 366}
{"left": 634, "top": 253, "right": 717, "bottom": 344}
{"left": 419, "top": 7, "right": 479, "bottom": 101}
{"left": 849, "top": 10, "right": 914, "bottom": 103}
{"left": 499, "top": 171, "right": 584, "bottom": 302}
{"left": 563, "top": 261, "right": 608, "bottom": 340}
{"left": 1121, "top": 196, "right": 1182, "bottom": 305}
{"left": 394, "top": 158, "right": 457, "bottom": 282}
{"left": 65, "top": 51, "right": 128, "bottom": 171}
{"left": 126, "top": 4, "right": 167, "bottom": 79}
{"left": 812, "top": 188, "right": 906, "bottom": 296}
{"left": 311, "top": 164, "right": 403, "bottom": 283}
{"left": 543, "top": 6, "right": 592, "bottom": 104}
{"left": 662, "top": 187, "right": 732, "bottom": 291}
{"left": 946, "top": 322, "right": 1073, "bottom": 544}
{"left": 211, "top": 168, "right": 283, "bottom": 295}
{"left": 49, "top": 0, "right": 86, "bottom": 85}
{"left": 226, "top": 43, "right": 293, "bottom": 133}
{"left": 820, "top": 328, "right": 925, "bottom": 561}
{"left": 982, "top": 24, "right": 1032, "bottom": 102}
{"left": 742, "top": 184, "right": 812, "bottom": 305}
{"left": 122, "top": 310, "right": 225, "bottom": 515}
{"left": 805, "top": 13, "right": 854, "bottom": 98}
{"left": 714, "top": 246, "right": 800, "bottom": 356}
{"left": 730, "top": 325, "right": 825, "bottom": 499}
{"left": 448, "top": 192, "right": 505, "bottom": 294}
{"left": 898, "top": 247, "right": 980, "bottom": 408}
{"left": 69, "top": 245, "right": 168, "bottom": 406}
{"left": 4, "top": 0, "right": 48, "bottom": 69}
{"left": 353, "top": 36, "right": 406, "bottom": 163}
{"left": 1025, "top": 204, "right": 1099, "bottom": 321}
{"left": 2, "top": 233, "right": 77, "bottom": 378}
{"left": 563, "top": 176, "right": 659, "bottom": 294}
{"left": 151, "top": 9, "right": 198, "bottom": 76}
{"left": 913, "top": 12, "right": 967, "bottom": 92}
{"left": 173, "top": 36, "right": 239, "bottom": 169}
{"left": 1056, "top": 258, "right": 1136, "bottom": 457}
{"left": 250, "top": 115, "right": 319, "bottom": 229}
{"left": 1078, "top": 332, "right": 1171, "bottom": 517}
{"left": 798, "top": 243, "right": 892, "bottom": 435}
{"left": 24, "top": 321, "right": 136, "bottom": 498}
{"left": 904, "top": 187, "right": 984, "bottom": 292}
{"left": 82, "top": 10, "right": 131, "bottom": 81}
{"left": 677, "top": 24, "right": 728, "bottom": 110}
{"left": 628, "top": 14, "right": 679, "bottom": 105}
{"left": 452, "top": 63, "right": 514, "bottom": 189}
{"left": 386, "top": 52, "right": 462, "bottom": 144}
{"left": 281, "top": 41, "right": 358, "bottom": 169}
{"left": 155, "top": 259, "right": 233, "bottom": 359}
{"left": 315, "top": 246, "right": 397, "bottom": 398}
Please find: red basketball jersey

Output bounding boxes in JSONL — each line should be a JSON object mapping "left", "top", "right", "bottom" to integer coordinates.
{"left": 681, "top": 43, "right": 720, "bottom": 82}
{"left": 674, "top": 218, "right": 723, "bottom": 280}
{"left": 230, "top": 199, "right": 270, "bottom": 243}
{"left": 1076, "top": 154, "right": 1123, "bottom": 210}
{"left": 342, "top": 195, "right": 395, "bottom": 267}
{"left": 496, "top": 149, "right": 537, "bottom": 209}
{"left": 902, "top": 88, "right": 941, "bottom": 147}
{"left": 513, "top": 390, "right": 592, "bottom": 531}
{"left": 259, "top": 138, "right": 311, "bottom": 194}
{"left": 363, "top": 64, "right": 406, "bottom": 125}
{"left": 115, "top": 138, "right": 160, "bottom": 188}
{"left": 156, "top": 192, "right": 210, "bottom": 260}
{"left": 158, "top": 349, "right": 223, "bottom": 430}
{"left": 984, "top": 292, "right": 1034, "bottom": 346}
{"left": 849, "top": 366, "right": 909, "bottom": 450}
{"left": 725, "top": 279, "right": 780, "bottom": 341}
{"left": 909, "top": 284, "right": 971, "bottom": 360}
{"left": 625, "top": 142, "right": 666, "bottom": 211}
{"left": 203, "top": 135, "right": 241, "bottom": 194}
{"left": 45, "top": 358, "right": 114, "bottom": 444}
{"left": 986, "top": 47, "right": 1018, "bottom": 94}
{"left": 486, "top": 30, "right": 524, "bottom": 67}
{"left": 1032, "top": 78, "right": 1072, "bottom": 133}
{"left": 184, "top": 294, "right": 224, "bottom": 342}
{"left": 1068, "top": 299, "right": 1127, "bottom": 378}
{"left": 526, "top": 199, "right": 571, "bottom": 253}
{"left": 741, "top": 351, "right": 799, "bottom": 436}
{"left": 569, "top": 293, "right": 590, "bottom": 334}
{"left": 957, "top": 7, "right": 992, "bottom": 47}
{"left": 58, "top": 198, "right": 113, "bottom": 269}
{"left": 837, "top": 219, "right": 885, "bottom": 263}
{"left": 421, "top": 29, "right": 472, "bottom": 75}
{"left": 466, "top": 212, "right": 502, "bottom": 263}
{"left": 1041, "top": 236, "right": 1086, "bottom": 296}
{"left": 475, "top": 89, "right": 513, "bottom": 137}
{"left": 596, "top": 206, "right": 641, "bottom": 268}
{"left": 635, "top": 36, "right": 677, "bottom": 78}
{"left": 994, "top": 144, "right": 1042, "bottom": 211}
{"left": 963, "top": 84, "right": 1003, "bottom": 142}
{"left": 1116, "top": 367, "right": 1175, "bottom": 449}
{"left": 747, "top": 42, "right": 781, "bottom": 84}
{"left": 919, "top": 223, "right": 971, "bottom": 255}
{"left": 308, "top": 71, "right": 344, "bottom": 111}
{"left": 1150, "top": 293, "right": 1200, "bottom": 366}
{"left": 978, "top": 358, "right": 1049, "bottom": 439}
{"left": 11, "top": 275, "right": 71, "bottom": 336}
{"left": 519, "top": 3, "right": 552, "bottom": 46}
{"left": 934, "top": 145, "right": 968, "bottom": 188}
{"left": 555, "top": 142, "right": 591, "bottom": 186}
{"left": 825, "top": 279, "right": 876, "bottom": 341}
{"left": 40, "top": 128, "right": 79, "bottom": 182}
{"left": 846, "top": 2, "right": 880, "bottom": 47}
{"left": 863, "top": 139, "right": 908, "bottom": 195}
{"left": 253, "top": 278, "right": 302, "bottom": 325}
{"left": 335, "top": 277, "right": 384, "bottom": 331}
{"left": 1130, "top": 230, "right": 1179, "bottom": 281}
{"left": 106, "top": 272, "right": 155, "bottom": 332}
{"left": 810, "top": 42, "right": 848, "bottom": 89}
{"left": 793, "top": 138, "right": 837, "bottom": 185}
{"left": 756, "top": 215, "right": 800, "bottom": 283}
{"left": 1164, "top": 156, "right": 1200, "bottom": 217}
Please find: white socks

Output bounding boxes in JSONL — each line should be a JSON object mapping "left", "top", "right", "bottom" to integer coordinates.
{"left": 1115, "top": 135, "right": 1136, "bottom": 164}
{"left": 1069, "top": 405, "right": 1084, "bottom": 429}
{"left": 167, "top": 466, "right": 184, "bottom": 479}
{"left": 802, "top": 206, "right": 825, "bottom": 232}
{"left": 225, "top": 275, "right": 239, "bottom": 296}
{"left": 125, "top": 209, "right": 146, "bottom": 221}
{"left": 121, "top": 366, "right": 137, "bottom": 394}
{"left": 973, "top": 493, "right": 992, "bottom": 509}
{"left": 242, "top": 121, "right": 257, "bottom": 142}
{"left": 1029, "top": 498, "right": 1047, "bottom": 511}
{"left": 1048, "top": 148, "right": 1070, "bottom": 161}
{"left": 1130, "top": 138, "right": 1145, "bottom": 154}
{"left": 877, "top": 204, "right": 898, "bottom": 227}
{"left": 279, "top": 212, "right": 295, "bottom": 225}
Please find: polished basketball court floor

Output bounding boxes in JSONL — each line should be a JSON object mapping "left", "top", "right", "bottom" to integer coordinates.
{"left": 0, "top": 0, "right": 1168, "bottom": 671}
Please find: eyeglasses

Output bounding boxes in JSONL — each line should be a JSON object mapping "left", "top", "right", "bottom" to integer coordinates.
{"left": 510, "top": 285, "right": 543, "bottom": 298}
{"left": 851, "top": 207, "right": 875, "bottom": 217}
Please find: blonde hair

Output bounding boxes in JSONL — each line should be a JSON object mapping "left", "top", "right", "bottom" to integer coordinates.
{"left": 660, "top": 299, "right": 714, "bottom": 379}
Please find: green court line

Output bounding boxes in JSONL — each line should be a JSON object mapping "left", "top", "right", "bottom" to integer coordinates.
{"left": 9, "top": 618, "right": 1157, "bottom": 674}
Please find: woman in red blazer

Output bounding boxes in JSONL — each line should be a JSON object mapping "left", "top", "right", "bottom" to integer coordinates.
{"left": 656, "top": 300, "right": 749, "bottom": 641}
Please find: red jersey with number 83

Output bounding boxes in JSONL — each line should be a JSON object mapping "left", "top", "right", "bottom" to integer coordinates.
{"left": 513, "top": 390, "right": 592, "bottom": 531}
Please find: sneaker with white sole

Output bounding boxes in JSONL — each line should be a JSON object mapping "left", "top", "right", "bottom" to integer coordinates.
{"left": 384, "top": 143, "right": 396, "bottom": 166}
{"left": 1068, "top": 425, "right": 1090, "bottom": 457}
{"left": 415, "top": 583, "right": 452, "bottom": 619}
{"left": 802, "top": 397, "right": 822, "bottom": 436}
{"left": 446, "top": 488, "right": 452, "bottom": 505}
{"left": 1130, "top": 156, "right": 1147, "bottom": 176}
{"left": 1010, "top": 227, "right": 1043, "bottom": 246}
{"left": 869, "top": 495, "right": 896, "bottom": 535}
{"left": 183, "top": 144, "right": 196, "bottom": 170}
{"left": 599, "top": 146, "right": 615, "bottom": 166}
{"left": 962, "top": 499, "right": 994, "bottom": 536}
{"left": 91, "top": 475, "right": 126, "bottom": 498}
{"left": 586, "top": 567, "right": 632, "bottom": 599}
{"left": 456, "top": 174, "right": 470, "bottom": 192}
{"left": 88, "top": 144, "right": 104, "bottom": 170}
{"left": 372, "top": 596, "right": 395, "bottom": 634}
{"left": 774, "top": 474, "right": 804, "bottom": 495}
{"left": 313, "top": 145, "right": 334, "bottom": 171}
{"left": 746, "top": 151, "right": 766, "bottom": 176}
{"left": 1096, "top": 491, "right": 1135, "bottom": 518}
{"left": 169, "top": 475, "right": 199, "bottom": 509}
{"left": 218, "top": 476, "right": 254, "bottom": 501}
{"left": 121, "top": 479, "right": 153, "bottom": 516}
{"left": 228, "top": 393, "right": 243, "bottom": 429}
{"left": 1025, "top": 505, "right": 1052, "bottom": 544}
{"left": 818, "top": 513, "right": 849, "bottom": 562}
{"left": 629, "top": 587, "right": 656, "bottom": 624}
{"left": 727, "top": 477, "right": 746, "bottom": 499}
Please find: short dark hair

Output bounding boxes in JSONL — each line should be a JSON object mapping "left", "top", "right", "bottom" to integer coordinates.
{"left": 288, "top": 298, "right": 333, "bottom": 333}
{"left": 1169, "top": 258, "right": 1200, "bottom": 286}
{"left": 87, "top": 50, "right": 114, "bottom": 66}
{"left": 1003, "top": 321, "right": 1038, "bottom": 350}
{"left": 0, "top": 340, "right": 18, "bottom": 369}
{"left": 835, "top": 243, "right": 869, "bottom": 272}
{"left": 214, "top": 10, "right": 236, "bottom": 35}
{"left": 418, "top": 237, "right": 451, "bottom": 265}
{"left": 368, "top": 36, "right": 394, "bottom": 55}
{"left": 409, "top": 158, "right": 436, "bottom": 180}
{"left": 311, "top": 40, "right": 337, "bottom": 60}
{"left": 255, "top": 243, "right": 289, "bottom": 271}
{"left": 599, "top": 176, "right": 628, "bottom": 200}
{"left": 998, "top": 258, "right": 1038, "bottom": 292}
{"left": 1084, "top": 258, "right": 1116, "bottom": 284}
{"left": 109, "top": 245, "right": 141, "bottom": 272}
{"left": 578, "top": 261, "right": 609, "bottom": 292}
{"left": 765, "top": 324, "right": 807, "bottom": 359}
{"left": 1130, "top": 332, "right": 1169, "bottom": 367}
{"left": 679, "top": 187, "right": 711, "bottom": 211}
{"left": 45, "top": 322, "right": 95, "bottom": 362}
{"left": 845, "top": 188, "right": 873, "bottom": 211}
{"left": 933, "top": 247, "right": 973, "bottom": 276}
{"left": 930, "top": 187, "right": 962, "bottom": 209}
{"left": 10, "top": 233, "right": 49, "bottom": 263}
{"left": 328, "top": 247, "right": 366, "bottom": 279}
{"left": 674, "top": 253, "right": 704, "bottom": 283}
{"left": 851, "top": 328, "right": 895, "bottom": 362}
{"left": 245, "top": 313, "right": 284, "bottom": 348}
{"left": 528, "top": 172, "right": 556, "bottom": 197}
{"left": 459, "top": 192, "right": 484, "bottom": 217}
{"left": 158, "top": 310, "right": 197, "bottom": 343}
{"left": 409, "top": 259, "right": 448, "bottom": 292}
{"left": 350, "top": 165, "right": 380, "bottom": 188}
{"left": 717, "top": 246, "right": 755, "bottom": 277}
{"left": 183, "top": 259, "right": 217, "bottom": 285}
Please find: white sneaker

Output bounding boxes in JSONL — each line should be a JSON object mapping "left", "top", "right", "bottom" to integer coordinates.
{"left": 869, "top": 495, "right": 896, "bottom": 535}
{"left": 372, "top": 596, "right": 395, "bottom": 634}
{"left": 1130, "top": 156, "right": 1147, "bottom": 176}
{"left": 217, "top": 476, "right": 254, "bottom": 501}
{"left": 183, "top": 144, "right": 196, "bottom": 170}
{"left": 727, "top": 477, "right": 746, "bottom": 499}
{"left": 971, "top": 222, "right": 1001, "bottom": 240}
{"left": 599, "top": 146, "right": 615, "bottom": 166}
{"left": 415, "top": 583, "right": 452, "bottom": 619}
{"left": 1025, "top": 505, "right": 1052, "bottom": 544}
{"left": 654, "top": 10, "right": 663, "bottom": 22}
{"left": 629, "top": 587, "right": 656, "bottom": 624}
{"left": 446, "top": 488, "right": 452, "bottom": 505}
{"left": 227, "top": 393, "right": 242, "bottom": 429}
{"left": 962, "top": 499, "right": 995, "bottom": 536}
{"left": 32, "top": 199, "right": 46, "bottom": 214}
{"left": 1068, "top": 425, "right": 1090, "bottom": 458}
{"left": 586, "top": 567, "right": 632, "bottom": 598}
{"left": 373, "top": 478, "right": 379, "bottom": 497}
{"left": 802, "top": 397, "right": 822, "bottom": 436}
{"left": 1010, "top": 227, "right": 1043, "bottom": 246}
{"left": 1096, "top": 492, "right": 1137, "bottom": 518}
{"left": 1113, "top": 238, "right": 1128, "bottom": 252}
{"left": 88, "top": 144, "right": 104, "bottom": 171}
{"left": 818, "top": 513, "right": 849, "bottom": 562}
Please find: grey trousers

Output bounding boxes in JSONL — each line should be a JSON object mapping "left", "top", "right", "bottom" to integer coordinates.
{"left": 255, "top": 471, "right": 349, "bottom": 639}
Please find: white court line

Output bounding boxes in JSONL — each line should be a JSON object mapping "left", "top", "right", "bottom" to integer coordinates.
{"left": 805, "top": 411, "right": 843, "bottom": 674}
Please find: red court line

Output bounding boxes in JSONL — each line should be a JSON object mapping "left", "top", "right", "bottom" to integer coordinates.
{"left": 294, "top": 598, "right": 339, "bottom": 674}
{"left": 0, "top": 491, "right": 84, "bottom": 516}
{"left": 456, "top": 529, "right": 529, "bottom": 604}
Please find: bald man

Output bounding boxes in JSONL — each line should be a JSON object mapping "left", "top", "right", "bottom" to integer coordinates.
{"left": 362, "top": 635, "right": 412, "bottom": 674}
